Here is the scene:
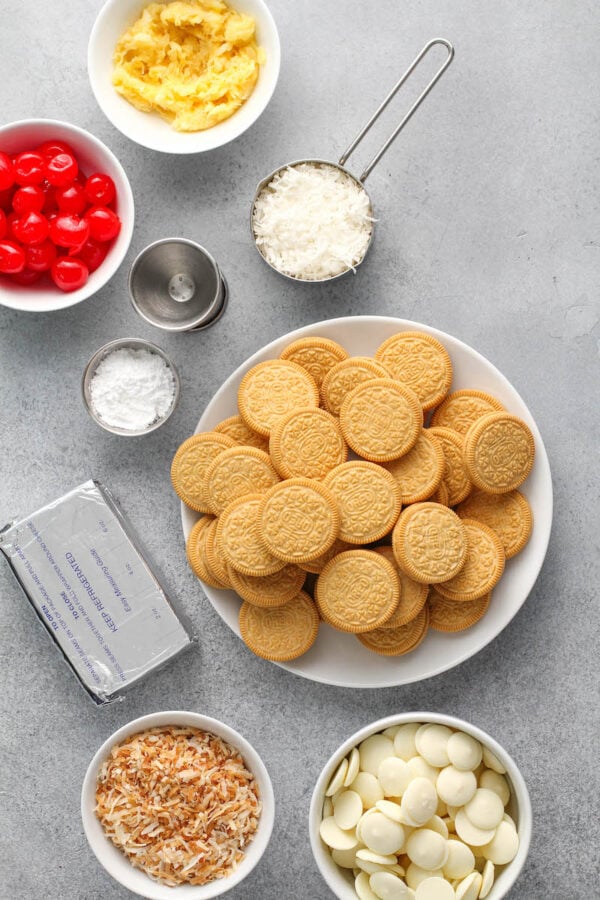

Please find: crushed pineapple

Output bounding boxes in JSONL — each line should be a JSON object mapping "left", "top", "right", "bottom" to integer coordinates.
{"left": 113, "top": 0, "right": 264, "bottom": 132}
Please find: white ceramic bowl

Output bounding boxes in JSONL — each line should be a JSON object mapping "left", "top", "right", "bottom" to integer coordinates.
{"left": 181, "top": 316, "right": 553, "bottom": 689}
{"left": 81, "top": 710, "right": 275, "bottom": 899}
{"left": 88, "top": 0, "right": 281, "bottom": 154}
{"left": 0, "top": 118, "right": 134, "bottom": 312}
{"left": 310, "top": 712, "right": 532, "bottom": 900}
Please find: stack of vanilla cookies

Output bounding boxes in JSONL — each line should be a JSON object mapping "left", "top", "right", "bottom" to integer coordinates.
{"left": 171, "top": 332, "right": 534, "bottom": 663}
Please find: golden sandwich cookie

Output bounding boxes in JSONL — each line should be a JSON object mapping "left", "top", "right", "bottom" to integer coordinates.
{"left": 237, "top": 359, "right": 320, "bottom": 436}
{"left": 464, "top": 412, "right": 535, "bottom": 493}
{"left": 216, "top": 494, "right": 286, "bottom": 578}
{"left": 428, "top": 425, "right": 472, "bottom": 507}
{"left": 357, "top": 606, "right": 429, "bottom": 656}
{"left": 239, "top": 590, "right": 320, "bottom": 661}
{"left": 375, "top": 331, "right": 453, "bottom": 410}
{"left": 430, "top": 389, "right": 504, "bottom": 434}
{"left": 392, "top": 502, "right": 468, "bottom": 584}
{"left": 324, "top": 461, "right": 402, "bottom": 544}
{"left": 373, "top": 546, "right": 429, "bottom": 627}
{"left": 171, "top": 431, "right": 236, "bottom": 512}
{"left": 298, "top": 538, "right": 353, "bottom": 574}
{"left": 269, "top": 407, "right": 347, "bottom": 480}
{"left": 228, "top": 563, "right": 306, "bottom": 608}
{"left": 455, "top": 489, "right": 533, "bottom": 559}
{"left": 213, "top": 414, "right": 270, "bottom": 452}
{"left": 186, "top": 515, "right": 228, "bottom": 590}
{"left": 383, "top": 429, "right": 445, "bottom": 505}
{"left": 321, "top": 356, "right": 391, "bottom": 416}
{"left": 204, "top": 518, "right": 234, "bottom": 588}
{"left": 429, "top": 479, "right": 450, "bottom": 507}
{"left": 259, "top": 477, "right": 340, "bottom": 564}
{"left": 340, "top": 378, "right": 422, "bottom": 462}
{"left": 315, "top": 549, "right": 400, "bottom": 634}
{"left": 435, "top": 519, "right": 505, "bottom": 602}
{"left": 204, "top": 445, "right": 280, "bottom": 514}
{"left": 279, "top": 336, "right": 348, "bottom": 388}
{"left": 428, "top": 586, "right": 491, "bottom": 632}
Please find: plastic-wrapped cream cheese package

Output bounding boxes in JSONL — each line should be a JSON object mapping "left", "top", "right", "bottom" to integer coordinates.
{"left": 0, "top": 480, "right": 194, "bottom": 703}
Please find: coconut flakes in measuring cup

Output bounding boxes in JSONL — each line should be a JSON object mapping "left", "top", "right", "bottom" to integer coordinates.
{"left": 252, "top": 163, "right": 374, "bottom": 281}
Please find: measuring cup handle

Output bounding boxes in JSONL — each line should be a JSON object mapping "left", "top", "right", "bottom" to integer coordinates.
{"left": 338, "top": 38, "right": 454, "bottom": 183}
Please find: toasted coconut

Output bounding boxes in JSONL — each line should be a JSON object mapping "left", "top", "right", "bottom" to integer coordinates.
{"left": 95, "top": 726, "right": 261, "bottom": 886}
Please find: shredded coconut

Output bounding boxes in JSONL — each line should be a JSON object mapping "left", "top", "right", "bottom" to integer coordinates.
{"left": 95, "top": 726, "right": 261, "bottom": 887}
{"left": 89, "top": 348, "right": 176, "bottom": 431}
{"left": 252, "top": 162, "right": 374, "bottom": 280}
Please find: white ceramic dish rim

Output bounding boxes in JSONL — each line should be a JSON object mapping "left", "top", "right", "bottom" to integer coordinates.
{"left": 87, "top": 0, "right": 281, "bottom": 154}
{"left": 81, "top": 710, "right": 275, "bottom": 900}
{"left": 180, "top": 315, "right": 553, "bottom": 689}
{"left": 309, "top": 711, "right": 533, "bottom": 900}
{"left": 0, "top": 118, "right": 134, "bottom": 311}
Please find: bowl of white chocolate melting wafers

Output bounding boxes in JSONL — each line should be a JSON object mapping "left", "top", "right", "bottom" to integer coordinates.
{"left": 309, "top": 712, "right": 531, "bottom": 900}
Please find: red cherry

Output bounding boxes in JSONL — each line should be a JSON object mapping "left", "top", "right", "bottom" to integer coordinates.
{"left": 11, "top": 267, "right": 43, "bottom": 285}
{"left": 55, "top": 181, "right": 87, "bottom": 215}
{"left": 12, "top": 211, "right": 49, "bottom": 245}
{"left": 46, "top": 152, "right": 78, "bottom": 187}
{"left": 0, "top": 152, "right": 15, "bottom": 190}
{"left": 84, "top": 173, "right": 116, "bottom": 207}
{"left": 26, "top": 239, "right": 57, "bottom": 272}
{"left": 0, "top": 240, "right": 26, "bottom": 273}
{"left": 50, "top": 257, "right": 88, "bottom": 292}
{"left": 41, "top": 181, "right": 58, "bottom": 213}
{"left": 6, "top": 211, "right": 18, "bottom": 239}
{"left": 77, "top": 238, "right": 108, "bottom": 273}
{"left": 0, "top": 187, "right": 16, "bottom": 210}
{"left": 13, "top": 152, "right": 46, "bottom": 186}
{"left": 36, "top": 140, "right": 75, "bottom": 161}
{"left": 12, "top": 185, "right": 46, "bottom": 215}
{"left": 0, "top": 209, "right": 6, "bottom": 240}
{"left": 84, "top": 206, "right": 121, "bottom": 242}
{"left": 49, "top": 214, "right": 90, "bottom": 249}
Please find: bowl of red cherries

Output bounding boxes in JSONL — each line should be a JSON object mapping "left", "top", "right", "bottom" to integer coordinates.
{"left": 0, "top": 119, "right": 134, "bottom": 311}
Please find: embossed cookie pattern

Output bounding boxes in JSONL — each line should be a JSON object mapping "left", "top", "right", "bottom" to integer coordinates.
{"left": 357, "top": 606, "right": 429, "bottom": 656}
{"left": 340, "top": 379, "right": 421, "bottom": 461}
{"left": 324, "top": 461, "right": 401, "bottom": 544}
{"left": 279, "top": 336, "right": 348, "bottom": 387}
{"left": 435, "top": 519, "right": 505, "bottom": 602}
{"left": 238, "top": 359, "right": 320, "bottom": 436}
{"left": 431, "top": 389, "right": 504, "bottom": 434}
{"left": 315, "top": 550, "right": 400, "bottom": 633}
{"left": 260, "top": 478, "right": 340, "bottom": 563}
{"left": 217, "top": 494, "right": 286, "bottom": 577}
{"left": 269, "top": 407, "right": 347, "bottom": 480}
{"left": 393, "top": 502, "right": 467, "bottom": 584}
{"left": 464, "top": 412, "right": 535, "bottom": 493}
{"left": 239, "top": 591, "right": 320, "bottom": 661}
{"left": 205, "top": 446, "right": 280, "bottom": 514}
{"left": 375, "top": 331, "right": 452, "bottom": 410}
{"left": 321, "top": 356, "right": 391, "bottom": 416}
{"left": 171, "top": 432, "right": 236, "bottom": 512}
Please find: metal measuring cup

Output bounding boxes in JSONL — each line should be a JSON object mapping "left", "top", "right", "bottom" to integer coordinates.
{"left": 250, "top": 38, "right": 454, "bottom": 283}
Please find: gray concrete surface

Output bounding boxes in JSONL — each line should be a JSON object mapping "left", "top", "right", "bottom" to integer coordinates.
{"left": 1, "top": 1, "right": 599, "bottom": 897}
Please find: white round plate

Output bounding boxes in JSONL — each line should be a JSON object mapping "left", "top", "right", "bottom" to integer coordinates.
{"left": 181, "top": 316, "right": 552, "bottom": 688}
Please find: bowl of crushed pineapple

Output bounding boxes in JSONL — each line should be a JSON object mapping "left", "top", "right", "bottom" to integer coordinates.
{"left": 88, "top": 0, "right": 280, "bottom": 153}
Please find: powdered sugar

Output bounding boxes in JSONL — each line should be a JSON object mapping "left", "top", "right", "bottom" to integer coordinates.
{"left": 89, "top": 347, "right": 176, "bottom": 431}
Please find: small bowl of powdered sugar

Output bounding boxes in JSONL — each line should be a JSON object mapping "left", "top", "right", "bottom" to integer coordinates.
{"left": 82, "top": 338, "right": 180, "bottom": 435}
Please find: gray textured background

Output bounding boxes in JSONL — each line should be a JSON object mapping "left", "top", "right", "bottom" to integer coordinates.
{"left": 1, "top": 1, "right": 599, "bottom": 898}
